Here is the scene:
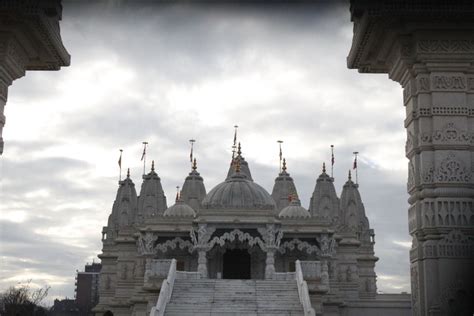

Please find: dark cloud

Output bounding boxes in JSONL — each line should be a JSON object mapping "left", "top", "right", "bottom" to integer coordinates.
{"left": 1, "top": 1, "right": 411, "bottom": 300}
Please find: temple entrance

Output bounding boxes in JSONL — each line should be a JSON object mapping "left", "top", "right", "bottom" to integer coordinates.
{"left": 223, "top": 249, "right": 251, "bottom": 279}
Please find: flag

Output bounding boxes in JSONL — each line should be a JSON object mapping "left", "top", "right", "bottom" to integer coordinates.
{"left": 353, "top": 156, "right": 357, "bottom": 169}
{"left": 190, "top": 144, "right": 193, "bottom": 163}
{"left": 118, "top": 150, "right": 122, "bottom": 167}
{"left": 140, "top": 145, "right": 146, "bottom": 161}
{"left": 331, "top": 149, "right": 335, "bottom": 166}
{"left": 233, "top": 128, "right": 237, "bottom": 146}
{"left": 279, "top": 146, "right": 282, "bottom": 161}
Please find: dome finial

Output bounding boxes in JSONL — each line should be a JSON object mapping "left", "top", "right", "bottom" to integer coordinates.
{"left": 235, "top": 156, "right": 241, "bottom": 173}
{"left": 348, "top": 170, "right": 352, "bottom": 181}
{"left": 322, "top": 162, "right": 326, "bottom": 173}
{"left": 127, "top": 168, "right": 130, "bottom": 178}
{"left": 151, "top": 160, "right": 155, "bottom": 172}
{"left": 237, "top": 142, "right": 242, "bottom": 156}
{"left": 175, "top": 186, "right": 180, "bottom": 202}
{"left": 192, "top": 158, "right": 197, "bottom": 170}
{"left": 282, "top": 158, "right": 287, "bottom": 172}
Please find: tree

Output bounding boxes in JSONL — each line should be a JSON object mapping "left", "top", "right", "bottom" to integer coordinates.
{"left": 0, "top": 280, "right": 50, "bottom": 316}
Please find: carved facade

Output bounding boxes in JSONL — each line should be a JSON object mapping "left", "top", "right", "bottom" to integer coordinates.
{"left": 348, "top": 1, "right": 474, "bottom": 314}
{"left": 94, "top": 145, "right": 410, "bottom": 316}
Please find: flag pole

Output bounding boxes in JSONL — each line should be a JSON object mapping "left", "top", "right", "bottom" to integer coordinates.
{"left": 118, "top": 149, "right": 123, "bottom": 182}
{"left": 141, "top": 142, "right": 148, "bottom": 175}
{"left": 330, "top": 145, "right": 334, "bottom": 178}
{"left": 353, "top": 151, "right": 359, "bottom": 184}
{"left": 277, "top": 140, "right": 283, "bottom": 173}
{"left": 189, "top": 139, "right": 196, "bottom": 170}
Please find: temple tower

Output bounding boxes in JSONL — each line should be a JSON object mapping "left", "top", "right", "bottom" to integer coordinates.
{"left": 347, "top": 1, "right": 474, "bottom": 314}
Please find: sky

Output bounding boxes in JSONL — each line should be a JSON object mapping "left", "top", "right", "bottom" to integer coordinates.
{"left": 0, "top": 1, "right": 411, "bottom": 304}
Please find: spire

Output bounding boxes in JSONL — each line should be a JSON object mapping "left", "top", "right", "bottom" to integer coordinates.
{"left": 175, "top": 186, "right": 180, "bottom": 202}
{"left": 235, "top": 155, "right": 241, "bottom": 173}
{"left": 181, "top": 158, "right": 207, "bottom": 211}
{"left": 308, "top": 163, "right": 340, "bottom": 222}
{"left": 109, "top": 172, "right": 138, "bottom": 230}
{"left": 340, "top": 172, "right": 371, "bottom": 239}
{"left": 137, "top": 160, "right": 168, "bottom": 219}
{"left": 271, "top": 158, "right": 298, "bottom": 212}
{"left": 226, "top": 141, "right": 253, "bottom": 181}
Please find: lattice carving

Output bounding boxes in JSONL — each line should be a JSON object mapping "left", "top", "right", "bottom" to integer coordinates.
{"left": 154, "top": 237, "right": 195, "bottom": 254}
{"left": 207, "top": 229, "right": 265, "bottom": 251}
{"left": 431, "top": 75, "right": 467, "bottom": 90}
{"left": 278, "top": 238, "right": 320, "bottom": 255}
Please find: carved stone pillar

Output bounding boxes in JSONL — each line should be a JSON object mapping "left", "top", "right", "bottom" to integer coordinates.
{"left": 264, "top": 249, "right": 275, "bottom": 279}
{"left": 197, "top": 249, "right": 208, "bottom": 278}
{"left": 321, "top": 259, "right": 329, "bottom": 287}
{"left": 347, "top": 2, "right": 474, "bottom": 315}
{"left": 0, "top": 1, "right": 70, "bottom": 154}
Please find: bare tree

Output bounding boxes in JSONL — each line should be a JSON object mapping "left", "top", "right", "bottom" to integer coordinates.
{"left": 0, "top": 280, "right": 50, "bottom": 316}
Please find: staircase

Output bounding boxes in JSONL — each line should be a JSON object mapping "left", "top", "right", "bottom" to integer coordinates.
{"left": 164, "top": 278, "right": 305, "bottom": 316}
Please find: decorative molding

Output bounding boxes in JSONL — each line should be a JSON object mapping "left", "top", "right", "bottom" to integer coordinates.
{"left": 416, "top": 75, "right": 430, "bottom": 92}
{"left": 431, "top": 74, "right": 467, "bottom": 91}
{"left": 137, "top": 232, "right": 158, "bottom": 255}
{"left": 411, "top": 265, "right": 419, "bottom": 315}
{"left": 422, "top": 200, "right": 473, "bottom": 228}
{"left": 278, "top": 239, "right": 319, "bottom": 255}
{"left": 436, "top": 153, "right": 471, "bottom": 182}
{"left": 417, "top": 40, "right": 474, "bottom": 54}
{"left": 407, "top": 161, "right": 415, "bottom": 192}
{"left": 405, "top": 131, "right": 414, "bottom": 153}
{"left": 155, "top": 237, "right": 195, "bottom": 254}
{"left": 432, "top": 123, "right": 470, "bottom": 143}
{"left": 207, "top": 229, "right": 265, "bottom": 251}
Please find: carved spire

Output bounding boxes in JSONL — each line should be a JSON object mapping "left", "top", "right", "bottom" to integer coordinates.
{"left": 127, "top": 168, "right": 130, "bottom": 178}
{"left": 175, "top": 186, "right": 180, "bottom": 202}
{"left": 271, "top": 158, "right": 299, "bottom": 212}
{"left": 192, "top": 158, "right": 197, "bottom": 171}
{"left": 137, "top": 160, "right": 168, "bottom": 219}
{"left": 181, "top": 156, "right": 206, "bottom": 211}
{"left": 322, "top": 162, "right": 326, "bottom": 173}
{"left": 235, "top": 155, "right": 241, "bottom": 173}
{"left": 348, "top": 170, "right": 352, "bottom": 181}
{"left": 308, "top": 162, "right": 340, "bottom": 221}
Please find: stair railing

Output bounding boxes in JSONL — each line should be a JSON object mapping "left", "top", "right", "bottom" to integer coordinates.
{"left": 295, "top": 260, "right": 316, "bottom": 316}
{"left": 150, "top": 258, "right": 177, "bottom": 316}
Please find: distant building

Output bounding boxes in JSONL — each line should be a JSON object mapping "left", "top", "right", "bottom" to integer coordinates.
{"left": 49, "top": 298, "right": 79, "bottom": 316}
{"left": 75, "top": 263, "right": 101, "bottom": 315}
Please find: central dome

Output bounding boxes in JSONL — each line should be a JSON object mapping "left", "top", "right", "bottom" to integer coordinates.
{"left": 202, "top": 172, "right": 275, "bottom": 210}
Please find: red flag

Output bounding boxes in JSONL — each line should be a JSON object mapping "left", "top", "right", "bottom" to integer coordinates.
{"left": 353, "top": 156, "right": 357, "bottom": 169}
{"left": 118, "top": 150, "right": 122, "bottom": 167}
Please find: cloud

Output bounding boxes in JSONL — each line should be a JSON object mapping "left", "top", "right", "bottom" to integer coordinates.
{"left": 1, "top": 1, "right": 411, "bottom": 300}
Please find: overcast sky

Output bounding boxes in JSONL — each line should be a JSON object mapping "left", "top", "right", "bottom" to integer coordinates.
{"left": 0, "top": 1, "right": 411, "bottom": 304}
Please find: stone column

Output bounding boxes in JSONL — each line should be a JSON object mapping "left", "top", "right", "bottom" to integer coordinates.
{"left": 347, "top": 2, "right": 474, "bottom": 315}
{"left": 197, "top": 249, "right": 208, "bottom": 278}
{"left": 321, "top": 259, "right": 329, "bottom": 287}
{"left": 264, "top": 249, "right": 275, "bottom": 279}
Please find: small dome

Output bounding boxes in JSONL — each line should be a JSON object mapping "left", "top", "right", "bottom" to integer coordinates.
{"left": 202, "top": 172, "right": 275, "bottom": 210}
{"left": 279, "top": 197, "right": 310, "bottom": 219}
{"left": 163, "top": 200, "right": 196, "bottom": 217}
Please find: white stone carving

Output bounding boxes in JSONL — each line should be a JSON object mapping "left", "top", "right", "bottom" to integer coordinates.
{"left": 138, "top": 232, "right": 158, "bottom": 255}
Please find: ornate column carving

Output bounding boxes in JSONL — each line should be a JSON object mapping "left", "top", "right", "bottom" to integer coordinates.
{"left": 258, "top": 224, "right": 283, "bottom": 279}
{"left": 190, "top": 224, "right": 215, "bottom": 278}
{"left": 348, "top": 2, "right": 474, "bottom": 315}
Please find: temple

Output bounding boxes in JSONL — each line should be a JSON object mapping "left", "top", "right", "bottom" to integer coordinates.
{"left": 94, "top": 142, "right": 411, "bottom": 315}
